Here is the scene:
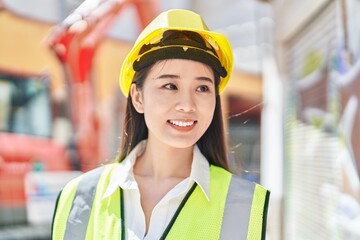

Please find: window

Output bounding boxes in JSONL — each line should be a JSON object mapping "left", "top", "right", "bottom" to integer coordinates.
{"left": 0, "top": 73, "right": 52, "bottom": 138}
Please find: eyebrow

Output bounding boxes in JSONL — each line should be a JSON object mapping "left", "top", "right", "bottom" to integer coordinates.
{"left": 156, "top": 74, "right": 214, "bottom": 83}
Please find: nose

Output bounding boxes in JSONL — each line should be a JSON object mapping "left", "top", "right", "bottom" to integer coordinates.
{"left": 175, "top": 90, "right": 196, "bottom": 112}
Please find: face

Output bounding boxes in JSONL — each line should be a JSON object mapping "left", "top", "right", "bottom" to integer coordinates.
{"left": 130, "top": 59, "right": 216, "bottom": 149}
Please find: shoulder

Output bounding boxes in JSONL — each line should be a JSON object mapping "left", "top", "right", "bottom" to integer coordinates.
{"left": 62, "top": 163, "right": 118, "bottom": 193}
{"left": 56, "top": 163, "right": 119, "bottom": 212}
{"left": 228, "top": 174, "right": 270, "bottom": 217}
{"left": 210, "top": 165, "right": 270, "bottom": 201}
{"left": 209, "top": 165, "right": 256, "bottom": 188}
{"left": 230, "top": 174, "right": 266, "bottom": 192}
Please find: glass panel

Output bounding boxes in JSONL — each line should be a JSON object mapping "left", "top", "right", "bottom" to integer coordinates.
{"left": 0, "top": 74, "right": 52, "bottom": 138}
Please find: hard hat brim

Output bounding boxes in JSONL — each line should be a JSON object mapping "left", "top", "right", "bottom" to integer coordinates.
{"left": 119, "top": 10, "right": 233, "bottom": 97}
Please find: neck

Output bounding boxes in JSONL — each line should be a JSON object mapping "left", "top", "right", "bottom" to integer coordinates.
{"left": 134, "top": 137, "right": 193, "bottom": 180}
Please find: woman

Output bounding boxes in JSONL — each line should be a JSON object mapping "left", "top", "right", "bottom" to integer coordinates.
{"left": 52, "top": 9, "right": 270, "bottom": 240}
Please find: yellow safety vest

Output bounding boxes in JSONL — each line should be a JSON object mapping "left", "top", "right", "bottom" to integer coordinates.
{"left": 52, "top": 163, "right": 269, "bottom": 240}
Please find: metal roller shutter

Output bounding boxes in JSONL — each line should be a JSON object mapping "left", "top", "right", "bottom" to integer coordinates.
{"left": 283, "top": 1, "right": 347, "bottom": 239}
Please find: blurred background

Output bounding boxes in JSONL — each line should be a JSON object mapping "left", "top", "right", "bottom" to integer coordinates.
{"left": 0, "top": 0, "right": 359, "bottom": 239}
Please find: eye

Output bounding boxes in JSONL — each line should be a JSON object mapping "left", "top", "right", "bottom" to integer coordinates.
{"left": 196, "top": 85, "right": 209, "bottom": 92}
{"left": 163, "top": 83, "right": 177, "bottom": 90}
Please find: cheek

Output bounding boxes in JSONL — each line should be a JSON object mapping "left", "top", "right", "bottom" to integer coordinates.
{"left": 199, "top": 96, "right": 216, "bottom": 119}
{"left": 204, "top": 94, "right": 216, "bottom": 108}
{"left": 142, "top": 91, "right": 170, "bottom": 112}
{"left": 141, "top": 94, "right": 172, "bottom": 126}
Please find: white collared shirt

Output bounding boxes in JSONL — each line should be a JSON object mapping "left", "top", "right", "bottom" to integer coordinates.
{"left": 102, "top": 140, "right": 210, "bottom": 240}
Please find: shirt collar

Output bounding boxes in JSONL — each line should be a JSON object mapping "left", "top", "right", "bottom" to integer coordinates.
{"left": 102, "top": 140, "right": 210, "bottom": 200}
{"left": 190, "top": 144, "right": 210, "bottom": 200}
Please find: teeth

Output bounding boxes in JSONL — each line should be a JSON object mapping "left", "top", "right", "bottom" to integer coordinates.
{"left": 169, "top": 120, "right": 194, "bottom": 127}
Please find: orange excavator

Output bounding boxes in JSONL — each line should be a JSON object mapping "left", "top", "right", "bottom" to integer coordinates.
{"left": 46, "top": 0, "right": 160, "bottom": 172}
{"left": 0, "top": 0, "right": 159, "bottom": 237}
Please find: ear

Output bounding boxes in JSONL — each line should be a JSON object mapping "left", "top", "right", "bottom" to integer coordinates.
{"left": 130, "top": 83, "right": 144, "bottom": 113}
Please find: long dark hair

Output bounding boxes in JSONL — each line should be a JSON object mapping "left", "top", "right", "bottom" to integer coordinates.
{"left": 118, "top": 63, "right": 229, "bottom": 171}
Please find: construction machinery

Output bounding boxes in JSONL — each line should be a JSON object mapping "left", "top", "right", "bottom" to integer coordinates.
{"left": 0, "top": 0, "right": 159, "bottom": 238}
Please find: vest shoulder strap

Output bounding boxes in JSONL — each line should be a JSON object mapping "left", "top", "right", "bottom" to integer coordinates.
{"left": 220, "top": 174, "right": 270, "bottom": 240}
{"left": 52, "top": 164, "right": 116, "bottom": 240}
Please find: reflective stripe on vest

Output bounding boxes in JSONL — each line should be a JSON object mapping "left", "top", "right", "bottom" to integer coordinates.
{"left": 64, "top": 166, "right": 104, "bottom": 239}
{"left": 221, "top": 176, "right": 269, "bottom": 239}
{"left": 52, "top": 164, "right": 269, "bottom": 240}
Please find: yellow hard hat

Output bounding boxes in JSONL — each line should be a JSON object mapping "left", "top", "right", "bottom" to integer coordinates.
{"left": 119, "top": 9, "right": 234, "bottom": 97}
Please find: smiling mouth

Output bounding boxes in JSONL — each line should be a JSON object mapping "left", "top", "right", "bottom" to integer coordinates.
{"left": 168, "top": 120, "right": 196, "bottom": 127}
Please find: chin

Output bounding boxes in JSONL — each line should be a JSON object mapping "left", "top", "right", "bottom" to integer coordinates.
{"left": 162, "top": 137, "right": 199, "bottom": 149}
